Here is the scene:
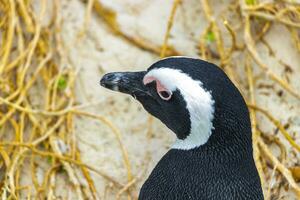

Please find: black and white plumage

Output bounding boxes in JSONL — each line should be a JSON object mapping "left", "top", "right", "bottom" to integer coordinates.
{"left": 100, "top": 57, "right": 264, "bottom": 200}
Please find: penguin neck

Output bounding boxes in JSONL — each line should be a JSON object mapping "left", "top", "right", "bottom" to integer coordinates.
{"left": 173, "top": 125, "right": 254, "bottom": 166}
{"left": 172, "top": 103, "right": 253, "bottom": 159}
{"left": 195, "top": 104, "right": 253, "bottom": 159}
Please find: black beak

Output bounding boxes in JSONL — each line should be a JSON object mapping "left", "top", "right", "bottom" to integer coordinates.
{"left": 100, "top": 71, "right": 147, "bottom": 96}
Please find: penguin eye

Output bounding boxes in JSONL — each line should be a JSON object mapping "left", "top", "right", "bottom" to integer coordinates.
{"left": 158, "top": 90, "right": 172, "bottom": 101}
{"left": 143, "top": 75, "right": 172, "bottom": 101}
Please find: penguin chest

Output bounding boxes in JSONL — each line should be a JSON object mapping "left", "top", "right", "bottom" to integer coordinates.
{"left": 138, "top": 151, "right": 263, "bottom": 200}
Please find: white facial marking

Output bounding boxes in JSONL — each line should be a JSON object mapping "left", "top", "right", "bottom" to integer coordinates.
{"left": 144, "top": 68, "right": 215, "bottom": 150}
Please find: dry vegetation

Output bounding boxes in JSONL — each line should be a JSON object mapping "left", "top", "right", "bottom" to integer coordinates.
{"left": 0, "top": 0, "right": 300, "bottom": 199}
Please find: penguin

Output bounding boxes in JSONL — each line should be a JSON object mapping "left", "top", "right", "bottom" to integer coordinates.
{"left": 100, "top": 57, "right": 264, "bottom": 200}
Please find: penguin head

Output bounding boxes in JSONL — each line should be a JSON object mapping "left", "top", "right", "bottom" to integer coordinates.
{"left": 100, "top": 57, "right": 250, "bottom": 150}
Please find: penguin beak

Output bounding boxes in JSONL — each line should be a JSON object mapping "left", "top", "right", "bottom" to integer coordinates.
{"left": 100, "top": 71, "right": 148, "bottom": 96}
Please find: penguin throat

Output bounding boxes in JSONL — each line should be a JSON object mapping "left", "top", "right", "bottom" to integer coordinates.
{"left": 145, "top": 68, "right": 215, "bottom": 150}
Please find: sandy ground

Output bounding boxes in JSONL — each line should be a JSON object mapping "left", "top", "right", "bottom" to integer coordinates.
{"left": 43, "top": 0, "right": 300, "bottom": 199}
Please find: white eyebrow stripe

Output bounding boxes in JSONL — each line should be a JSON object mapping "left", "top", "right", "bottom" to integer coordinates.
{"left": 145, "top": 68, "right": 215, "bottom": 150}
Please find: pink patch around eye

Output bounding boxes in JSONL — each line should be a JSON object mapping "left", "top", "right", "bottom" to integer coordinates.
{"left": 143, "top": 76, "right": 156, "bottom": 85}
{"left": 143, "top": 76, "right": 172, "bottom": 101}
